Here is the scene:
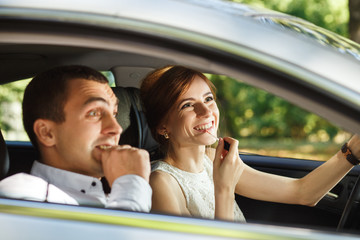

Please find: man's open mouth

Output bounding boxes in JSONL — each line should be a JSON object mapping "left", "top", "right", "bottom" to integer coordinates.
{"left": 98, "top": 145, "right": 113, "bottom": 150}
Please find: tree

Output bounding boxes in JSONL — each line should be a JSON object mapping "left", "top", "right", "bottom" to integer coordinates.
{"left": 0, "top": 79, "right": 30, "bottom": 140}
{"left": 230, "top": 0, "right": 349, "bottom": 37}
{"left": 210, "top": 75, "right": 340, "bottom": 141}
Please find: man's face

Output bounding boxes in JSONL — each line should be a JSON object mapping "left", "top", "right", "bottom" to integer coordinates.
{"left": 51, "top": 78, "right": 121, "bottom": 177}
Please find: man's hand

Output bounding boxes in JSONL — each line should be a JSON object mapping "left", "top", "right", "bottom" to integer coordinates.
{"left": 101, "top": 145, "right": 151, "bottom": 187}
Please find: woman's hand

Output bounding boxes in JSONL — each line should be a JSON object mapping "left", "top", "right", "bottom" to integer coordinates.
{"left": 348, "top": 134, "right": 360, "bottom": 160}
{"left": 212, "top": 137, "right": 244, "bottom": 220}
{"left": 213, "top": 137, "right": 244, "bottom": 192}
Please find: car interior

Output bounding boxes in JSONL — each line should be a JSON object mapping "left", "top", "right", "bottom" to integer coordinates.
{"left": 1, "top": 20, "right": 360, "bottom": 234}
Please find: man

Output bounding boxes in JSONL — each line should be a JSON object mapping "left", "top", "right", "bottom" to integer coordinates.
{"left": 0, "top": 65, "right": 151, "bottom": 211}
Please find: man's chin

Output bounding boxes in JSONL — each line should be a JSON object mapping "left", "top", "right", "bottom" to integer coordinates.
{"left": 91, "top": 154, "right": 103, "bottom": 170}
{"left": 89, "top": 161, "right": 104, "bottom": 178}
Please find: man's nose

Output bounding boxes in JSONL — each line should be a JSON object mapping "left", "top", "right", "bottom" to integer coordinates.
{"left": 103, "top": 114, "right": 122, "bottom": 136}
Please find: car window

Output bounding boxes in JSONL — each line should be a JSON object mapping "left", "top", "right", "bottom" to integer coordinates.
{"left": 0, "top": 71, "right": 115, "bottom": 141}
{"left": 0, "top": 78, "right": 30, "bottom": 141}
{"left": 1, "top": 71, "right": 349, "bottom": 162}
{"left": 209, "top": 74, "right": 351, "bottom": 161}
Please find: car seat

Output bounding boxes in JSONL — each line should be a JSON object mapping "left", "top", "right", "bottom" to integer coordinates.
{"left": 112, "top": 87, "right": 162, "bottom": 161}
{"left": 101, "top": 87, "right": 162, "bottom": 192}
{"left": 0, "top": 129, "right": 9, "bottom": 180}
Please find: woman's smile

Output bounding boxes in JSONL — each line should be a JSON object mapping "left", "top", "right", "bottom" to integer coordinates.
{"left": 193, "top": 121, "right": 214, "bottom": 132}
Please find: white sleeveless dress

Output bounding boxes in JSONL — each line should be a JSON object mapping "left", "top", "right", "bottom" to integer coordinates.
{"left": 151, "top": 156, "right": 246, "bottom": 222}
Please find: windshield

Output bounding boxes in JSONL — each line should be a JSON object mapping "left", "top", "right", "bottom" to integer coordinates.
{"left": 252, "top": 15, "right": 360, "bottom": 61}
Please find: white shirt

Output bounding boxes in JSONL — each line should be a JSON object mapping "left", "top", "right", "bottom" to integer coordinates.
{"left": 0, "top": 161, "right": 152, "bottom": 212}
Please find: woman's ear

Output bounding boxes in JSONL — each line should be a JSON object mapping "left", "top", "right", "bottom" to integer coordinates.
{"left": 156, "top": 125, "right": 168, "bottom": 136}
{"left": 157, "top": 125, "right": 170, "bottom": 140}
{"left": 33, "top": 119, "right": 56, "bottom": 147}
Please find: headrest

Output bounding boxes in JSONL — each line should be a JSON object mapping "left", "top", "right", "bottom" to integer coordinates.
{"left": 0, "top": 129, "right": 9, "bottom": 180}
{"left": 112, "top": 87, "right": 163, "bottom": 160}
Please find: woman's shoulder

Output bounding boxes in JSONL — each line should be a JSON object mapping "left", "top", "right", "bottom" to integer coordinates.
{"left": 151, "top": 169, "right": 172, "bottom": 181}
{"left": 150, "top": 169, "right": 178, "bottom": 190}
{"left": 150, "top": 170, "right": 189, "bottom": 215}
{"left": 151, "top": 159, "right": 172, "bottom": 172}
{"left": 150, "top": 169, "right": 186, "bottom": 205}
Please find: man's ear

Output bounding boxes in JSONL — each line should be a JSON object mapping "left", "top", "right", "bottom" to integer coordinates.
{"left": 33, "top": 119, "right": 57, "bottom": 147}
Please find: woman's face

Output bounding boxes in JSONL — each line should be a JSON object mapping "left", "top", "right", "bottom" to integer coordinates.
{"left": 162, "top": 76, "right": 219, "bottom": 148}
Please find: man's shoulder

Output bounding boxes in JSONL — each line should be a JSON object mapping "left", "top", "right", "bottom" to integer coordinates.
{"left": 0, "top": 173, "right": 49, "bottom": 201}
{"left": 0, "top": 172, "right": 48, "bottom": 187}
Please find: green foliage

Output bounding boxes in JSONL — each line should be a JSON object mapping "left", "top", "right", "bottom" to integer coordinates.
{"left": 0, "top": 79, "right": 30, "bottom": 102}
{"left": 230, "top": 0, "right": 349, "bottom": 37}
{"left": 0, "top": 79, "right": 30, "bottom": 132}
{"left": 210, "top": 75, "right": 341, "bottom": 141}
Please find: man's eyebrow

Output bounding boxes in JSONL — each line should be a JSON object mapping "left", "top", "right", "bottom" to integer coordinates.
{"left": 177, "top": 91, "right": 212, "bottom": 109}
{"left": 83, "top": 96, "right": 119, "bottom": 108}
{"left": 83, "top": 97, "right": 109, "bottom": 107}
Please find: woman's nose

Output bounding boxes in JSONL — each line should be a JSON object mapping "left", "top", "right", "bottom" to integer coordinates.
{"left": 196, "top": 103, "right": 212, "bottom": 117}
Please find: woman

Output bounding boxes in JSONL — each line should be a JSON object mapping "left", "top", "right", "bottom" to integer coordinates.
{"left": 140, "top": 65, "right": 360, "bottom": 222}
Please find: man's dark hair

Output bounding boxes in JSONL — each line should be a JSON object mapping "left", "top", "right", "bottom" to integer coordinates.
{"left": 22, "top": 65, "right": 108, "bottom": 149}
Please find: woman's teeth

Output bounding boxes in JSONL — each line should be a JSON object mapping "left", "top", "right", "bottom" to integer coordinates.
{"left": 194, "top": 122, "right": 212, "bottom": 131}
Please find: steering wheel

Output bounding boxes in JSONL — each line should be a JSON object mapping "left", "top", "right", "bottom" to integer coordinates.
{"left": 337, "top": 174, "right": 360, "bottom": 231}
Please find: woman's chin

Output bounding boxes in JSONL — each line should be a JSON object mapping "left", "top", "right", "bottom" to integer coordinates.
{"left": 200, "top": 138, "right": 217, "bottom": 146}
{"left": 209, "top": 139, "right": 218, "bottom": 146}
{"left": 191, "top": 132, "right": 217, "bottom": 146}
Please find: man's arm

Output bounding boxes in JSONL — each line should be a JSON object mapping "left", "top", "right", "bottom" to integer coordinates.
{"left": 106, "top": 174, "right": 152, "bottom": 211}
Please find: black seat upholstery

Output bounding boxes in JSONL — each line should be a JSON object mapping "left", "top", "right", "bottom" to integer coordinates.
{"left": 101, "top": 87, "right": 162, "bottom": 192}
{"left": 0, "top": 129, "right": 9, "bottom": 180}
{"left": 113, "top": 87, "right": 162, "bottom": 161}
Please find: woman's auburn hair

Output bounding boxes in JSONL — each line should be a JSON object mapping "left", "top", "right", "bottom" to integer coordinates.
{"left": 140, "top": 65, "right": 216, "bottom": 150}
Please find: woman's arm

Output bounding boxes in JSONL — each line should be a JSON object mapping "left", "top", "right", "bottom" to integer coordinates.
{"left": 235, "top": 135, "right": 360, "bottom": 206}
{"left": 213, "top": 138, "right": 245, "bottom": 220}
{"left": 150, "top": 170, "right": 190, "bottom": 215}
